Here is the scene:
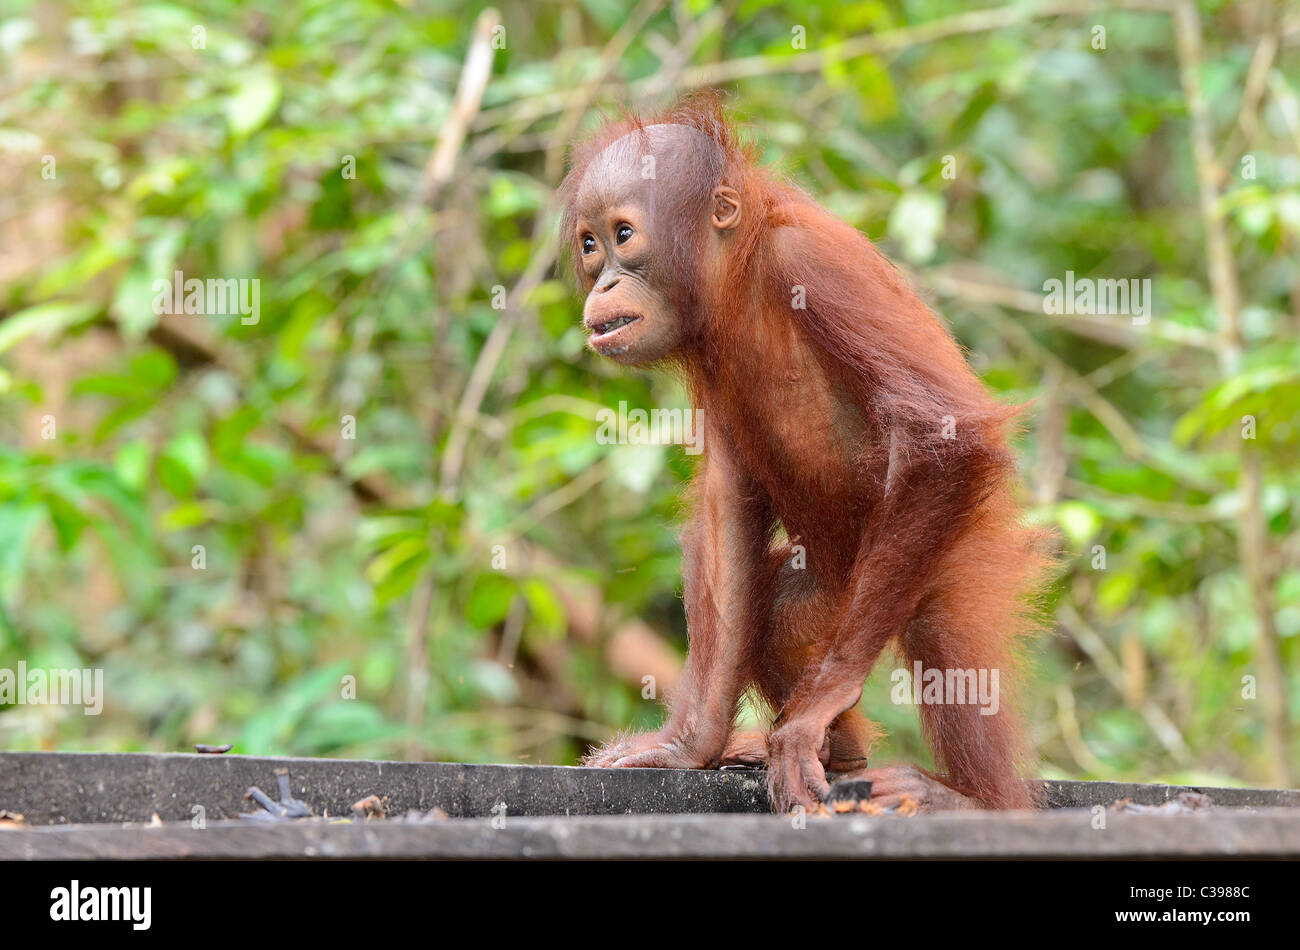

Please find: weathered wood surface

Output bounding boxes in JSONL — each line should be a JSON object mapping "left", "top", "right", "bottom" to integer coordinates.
{"left": 1035, "top": 777, "right": 1300, "bottom": 809}
{"left": 0, "top": 753, "right": 769, "bottom": 824}
{"left": 2, "top": 811, "right": 1299, "bottom": 860}
{"left": 2, "top": 752, "right": 1297, "bottom": 826}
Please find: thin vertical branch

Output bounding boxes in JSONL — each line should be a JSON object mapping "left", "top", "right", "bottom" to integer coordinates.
{"left": 1174, "top": 0, "right": 1290, "bottom": 785}
{"left": 404, "top": 8, "right": 502, "bottom": 755}
{"left": 422, "top": 8, "right": 502, "bottom": 204}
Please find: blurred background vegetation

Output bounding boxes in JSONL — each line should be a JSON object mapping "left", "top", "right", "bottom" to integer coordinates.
{"left": 1, "top": 0, "right": 1297, "bottom": 790}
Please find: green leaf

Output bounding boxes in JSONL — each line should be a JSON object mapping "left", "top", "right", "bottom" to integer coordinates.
{"left": 465, "top": 573, "right": 516, "bottom": 628}
{"left": 158, "top": 431, "right": 209, "bottom": 497}
{"left": 887, "top": 191, "right": 944, "bottom": 263}
{"left": 0, "top": 302, "right": 98, "bottom": 354}
{"left": 366, "top": 537, "right": 428, "bottom": 587}
{"left": 1055, "top": 501, "right": 1101, "bottom": 546}
{"left": 522, "top": 579, "right": 566, "bottom": 639}
{"left": 225, "top": 70, "right": 280, "bottom": 136}
{"left": 0, "top": 504, "right": 43, "bottom": 603}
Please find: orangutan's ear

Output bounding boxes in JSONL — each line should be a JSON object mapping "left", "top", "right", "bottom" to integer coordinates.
{"left": 711, "top": 186, "right": 742, "bottom": 230}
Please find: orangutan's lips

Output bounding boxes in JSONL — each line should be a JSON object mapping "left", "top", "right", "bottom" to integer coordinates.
{"left": 592, "top": 315, "right": 640, "bottom": 337}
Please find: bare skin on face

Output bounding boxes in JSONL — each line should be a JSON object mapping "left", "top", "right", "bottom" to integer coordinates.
{"left": 560, "top": 100, "right": 1047, "bottom": 814}
{"left": 570, "top": 124, "right": 738, "bottom": 364}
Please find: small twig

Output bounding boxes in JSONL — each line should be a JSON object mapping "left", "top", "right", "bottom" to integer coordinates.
{"left": 1213, "top": 29, "right": 1279, "bottom": 176}
{"left": 437, "top": 232, "right": 558, "bottom": 497}
{"left": 147, "top": 317, "right": 399, "bottom": 506}
{"left": 543, "top": 0, "right": 669, "bottom": 182}
{"left": 1173, "top": 1, "right": 1241, "bottom": 357}
{"left": 967, "top": 302, "right": 1220, "bottom": 495}
{"left": 1057, "top": 606, "right": 1193, "bottom": 766}
{"left": 422, "top": 8, "right": 501, "bottom": 205}
{"left": 1059, "top": 478, "right": 1225, "bottom": 523}
{"left": 926, "top": 268, "right": 1217, "bottom": 350}
{"left": 498, "top": 461, "right": 611, "bottom": 544}
{"left": 1054, "top": 684, "right": 1109, "bottom": 775}
{"left": 473, "top": 0, "right": 1173, "bottom": 133}
{"left": 1266, "top": 72, "right": 1300, "bottom": 156}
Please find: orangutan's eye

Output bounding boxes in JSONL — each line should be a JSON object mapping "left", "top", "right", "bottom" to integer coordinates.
{"left": 615, "top": 224, "right": 634, "bottom": 245}
{"left": 582, "top": 234, "right": 597, "bottom": 255}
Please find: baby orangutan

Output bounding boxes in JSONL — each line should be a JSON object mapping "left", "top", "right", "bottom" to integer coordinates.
{"left": 560, "top": 95, "right": 1049, "bottom": 813}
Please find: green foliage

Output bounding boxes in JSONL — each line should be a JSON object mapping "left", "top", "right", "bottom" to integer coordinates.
{"left": 0, "top": 0, "right": 1295, "bottom": 788}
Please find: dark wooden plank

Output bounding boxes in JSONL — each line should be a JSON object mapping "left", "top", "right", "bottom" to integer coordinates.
{"left": 3, "top": 811, "right": 1299, "bottom": 860}
{"left": 2, "top": 752, "right": 1296, "bottom": 826}
{"left": 0, "top": 752, "right": 770, "bottom": 824}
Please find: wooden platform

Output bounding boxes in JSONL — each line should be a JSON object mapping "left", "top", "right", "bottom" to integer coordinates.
{"left": 1, "top": 752, "right": 1296, "bottom": 859}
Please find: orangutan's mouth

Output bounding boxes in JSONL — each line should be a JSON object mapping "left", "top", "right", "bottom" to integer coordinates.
{"left": 591, "top": 314, "right": 641, "bottom": 338}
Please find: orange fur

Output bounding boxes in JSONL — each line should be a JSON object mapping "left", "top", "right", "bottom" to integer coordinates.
{"left": 565, "top": 94, "right": 1052, "bottom": 810}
